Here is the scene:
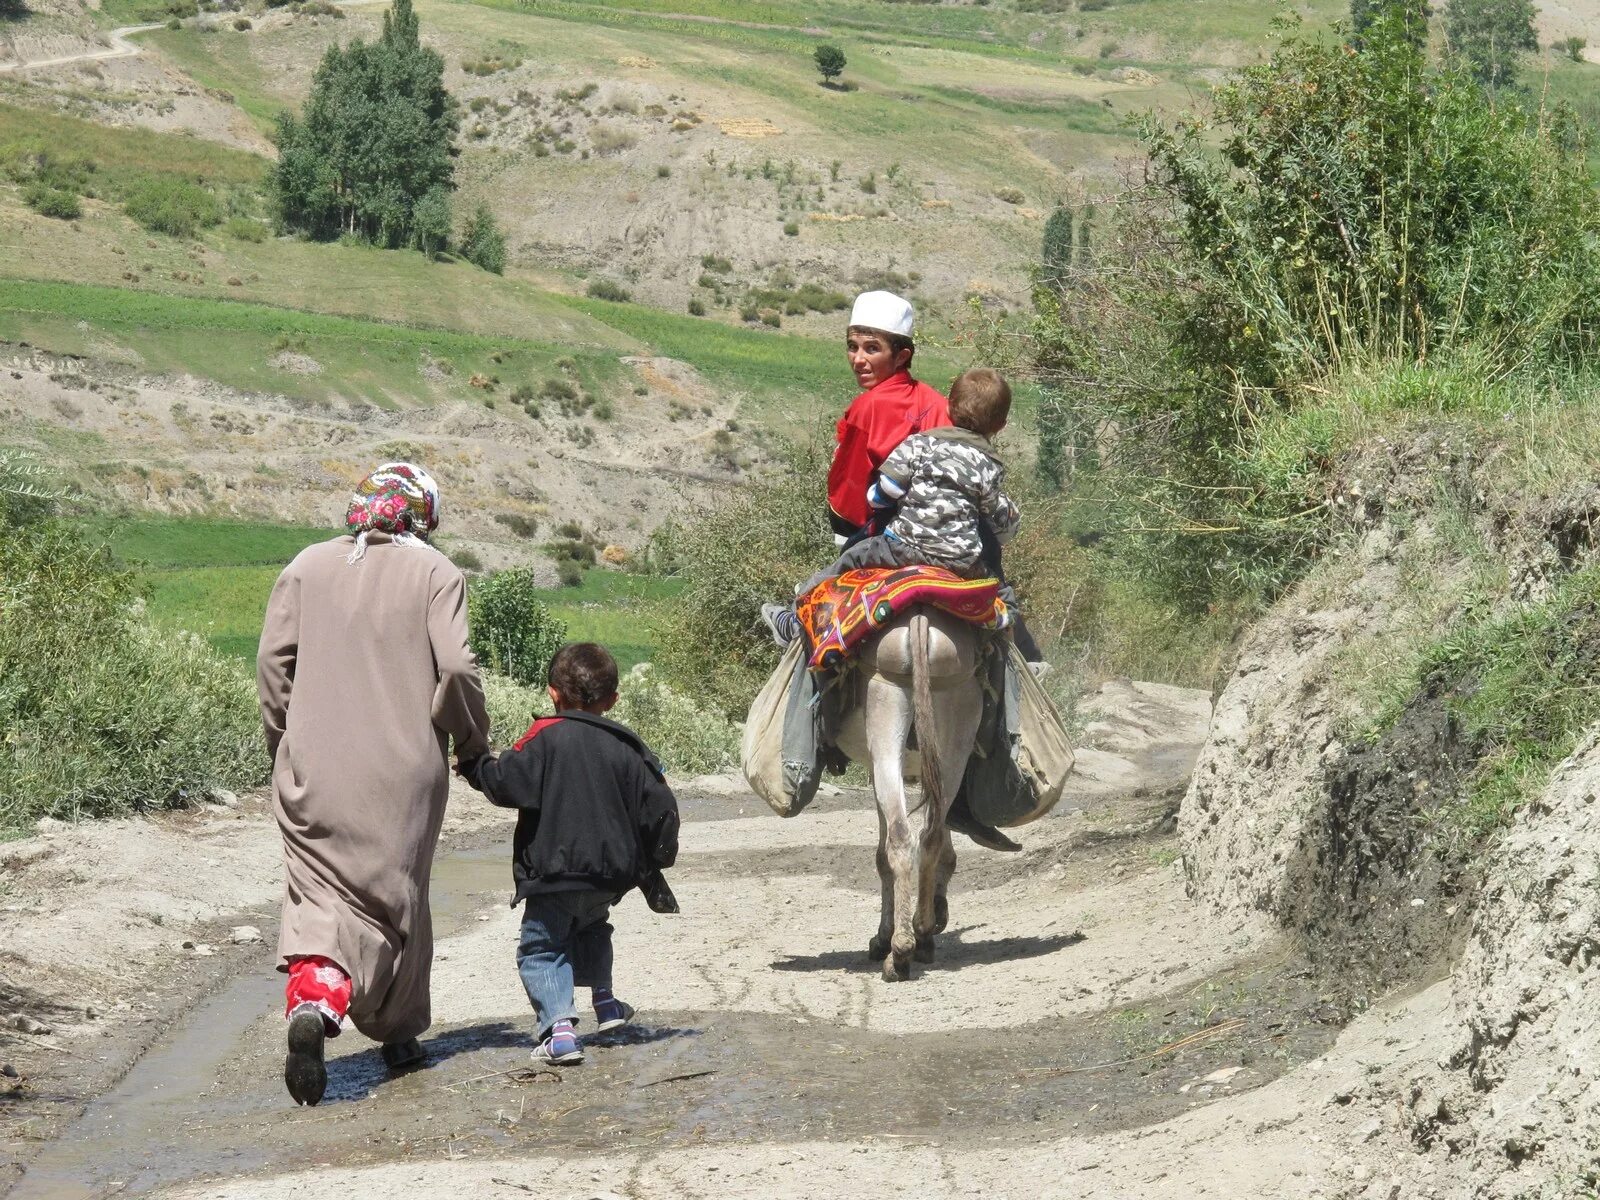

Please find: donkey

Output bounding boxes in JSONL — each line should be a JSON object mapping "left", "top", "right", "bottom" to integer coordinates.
{"left": 835, "top": 607, "right": 985, "bottom": 982}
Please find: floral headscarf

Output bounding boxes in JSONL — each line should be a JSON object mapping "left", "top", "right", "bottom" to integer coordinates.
{"left": 344, "top": 462, "right": 441, "bottom": 563}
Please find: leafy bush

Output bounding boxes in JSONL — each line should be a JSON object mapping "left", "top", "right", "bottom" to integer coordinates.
{"left": 687, "top": 298, "right": 706, "bottom": 316}
{"left": 224, "top": 215, "right": 267, "bottom": 241}
{"left": 1022, "top": 8, "right": 1600, "bottom": 610}
{"left": 783, "top": 220, "right": 799, "bottom": 236}
{"left": 460, "top": 200, "right": 507, "bottom": 274}
{"left": 0, "top": 521, "right": 262, "bottom": 829}
{"left": 479, "top": 667, "right": 737, "bottom": 773}
{"left": 556, "top": 559, "right": 584, "bottom": 588}
{"left": 23, "top": 182, "right": 80, "bottom": 219}
{"left": 232, "top": 16, "right": 251, "bottom": 29}
{"left": 654, "top": 439, "right": 832, "bottom": 719}
{"left": 612, "top": 665, "right": 738, "bottom": 775}
{"left": 468, "top": 566, "right": 567, "bottom": 685}
{"left": 994, "top": 186, "right": 1024, "bottom": 204}
{"left": 586, "top": 278, "right": 632, "bottom": 302}
{"left": 124, "top": 177, "right": 221, "bottom": 237}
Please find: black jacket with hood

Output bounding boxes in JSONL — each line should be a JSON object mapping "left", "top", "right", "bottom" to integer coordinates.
{"left": 463, "top": 711, "right": 680, "bottom": 905}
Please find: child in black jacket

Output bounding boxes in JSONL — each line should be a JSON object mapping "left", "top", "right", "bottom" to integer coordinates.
{"left": 460, "top": 642, "right": 680, "bottom": 1066}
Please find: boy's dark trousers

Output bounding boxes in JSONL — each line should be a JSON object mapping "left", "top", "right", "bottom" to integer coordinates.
{"left": 517, "top": 888, "right": 616, "bottom": 1038}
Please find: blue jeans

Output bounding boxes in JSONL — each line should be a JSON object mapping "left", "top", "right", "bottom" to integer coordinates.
{"left": 517, "top": 889, "right": 616, "bottom": 1038}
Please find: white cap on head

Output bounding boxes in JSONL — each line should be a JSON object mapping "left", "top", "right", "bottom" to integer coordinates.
{"left": 849, "top": 290, "right": 915, "bottom": 339}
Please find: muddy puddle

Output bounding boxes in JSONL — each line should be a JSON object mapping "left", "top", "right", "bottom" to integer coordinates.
{"left": 9, "top": 814, "right": 1340, "bottom": 1200}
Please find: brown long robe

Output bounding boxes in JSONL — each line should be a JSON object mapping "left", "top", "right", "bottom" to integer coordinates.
{"left": 257, "top": 533, "right": 491, "bottom": 1044}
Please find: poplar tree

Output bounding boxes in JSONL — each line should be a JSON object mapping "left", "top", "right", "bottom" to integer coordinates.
{"left": 272, "top": 0, "right": 460, "bottom": 247}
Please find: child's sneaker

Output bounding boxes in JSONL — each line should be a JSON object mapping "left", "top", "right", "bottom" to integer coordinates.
{"left": 760, "top": 602, "right": 802, "bottom": 647}
{"left": 531, "top": 1020, "right": 584, "bottom": 1066}
{"left": 593, "top": 996, "right": 635, "bottom": 1033}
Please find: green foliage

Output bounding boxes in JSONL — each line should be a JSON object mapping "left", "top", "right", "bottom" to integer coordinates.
{"left": 1380, "top": 561, "right": 1600, "bottom": 839}
{"left": 1349, "top": 0, "right": 1430, "bottom": 49}
{"left": 813, "top": 42, "right": 846, "bottom": 83}
{"left": 479, "top": 665, "right": 737, "bottom": 773}
{"left": 612, "top": 664, "right": 738, "bottom": 774}
{"left": 224, "top": 215, "right": 268, "bottom": 242}
{"left": 586, "top": 278, "right": 632, "bottom": 302}
{"left": 124, "top": 177, "right": 222, "bottom": 237}
{"left": 410, "top": 186, "right": 452, "bottom": 257}
{"left": 459, "top": 201, "right": 507, "bottom": 273}
{"left": 688, "top": 297, "right": 707, "bottom": 316}
{"left": 468, "top": 566, "right": 568, "bottom": 685}
{"left": 1445, "top": 0, "right": 1537, "bottom": 89}
{"left": 557, "top": 559, "right": 584, "bottom": 587}
{"left": 1560, "top": 35, "right": 1588, "bottom": 62}
{"left": 272, "top": 0, "right": 460, "bottom": 247}
{"left": 1040, "top": 204, "right": 1075, "bottom": 289}
{"left": 23, "top": 183, "right": 80, "bottom": 220}
{"left": 0, "top": 520, "right": 263, "bottom": 830}
{"left": 654, "top": 438, "right": 833, "bottom": 719}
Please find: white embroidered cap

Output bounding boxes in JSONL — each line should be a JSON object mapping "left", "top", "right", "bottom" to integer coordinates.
{"left": 848, "top": 290, "right": 915, "bottom": 338}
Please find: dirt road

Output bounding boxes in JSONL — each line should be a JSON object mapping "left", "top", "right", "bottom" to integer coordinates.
{"left": 0, "top": 24, "right": 161, "bottom": 74}
{"left": 0, "top": 681, "right": 1434, "bottom": 1199}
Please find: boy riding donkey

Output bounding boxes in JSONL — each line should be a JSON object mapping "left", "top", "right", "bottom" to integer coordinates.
{"left": 763, "top": 291, "right": 1046, "bottom": 853}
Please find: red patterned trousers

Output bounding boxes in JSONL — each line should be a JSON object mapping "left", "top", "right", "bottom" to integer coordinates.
{"left": 285, "top": 955, "right": 351, "bottom": 1036}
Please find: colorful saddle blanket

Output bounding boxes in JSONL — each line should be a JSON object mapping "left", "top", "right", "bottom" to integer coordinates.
{"left": 795, "top": 565, "right": 1009, "bottom": 672}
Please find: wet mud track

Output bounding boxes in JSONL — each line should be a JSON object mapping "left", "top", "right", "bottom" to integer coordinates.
{"left": 7, "top": 781, "right": 1339, "bottom": 1200}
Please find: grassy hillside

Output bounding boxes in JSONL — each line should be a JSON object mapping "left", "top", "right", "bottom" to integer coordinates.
{"left": 111, "top": 515, "right": 678, "bottom": 666}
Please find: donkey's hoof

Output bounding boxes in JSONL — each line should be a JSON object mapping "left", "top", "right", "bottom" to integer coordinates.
{"left": 913, "top": 935, "right": 935, "bottom": 963}
{"left": 932, "top": 895, "right": 950, "bottom": 935}
{"left": 883, "top": 952, "right": 912, "bottom": 983}
{"left": 867, "top": 935, "right": 891, "bottom": 962}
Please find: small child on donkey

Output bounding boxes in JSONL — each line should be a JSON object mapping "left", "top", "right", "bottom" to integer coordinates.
{"left": 459, "top": 642, "right": 680, "bottom": 1066}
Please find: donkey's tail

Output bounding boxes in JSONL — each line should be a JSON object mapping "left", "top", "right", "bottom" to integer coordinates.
{"left": 910, "top": 610, "right": 944, "bottom": 822}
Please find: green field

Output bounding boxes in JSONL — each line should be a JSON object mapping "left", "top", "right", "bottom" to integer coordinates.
{"left": 112, "top": 516, "right": 678, "bottom": 667}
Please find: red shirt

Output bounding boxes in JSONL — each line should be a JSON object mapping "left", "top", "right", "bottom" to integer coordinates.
{"left": 826, "top": 371, "right": 951, "bottom": 536}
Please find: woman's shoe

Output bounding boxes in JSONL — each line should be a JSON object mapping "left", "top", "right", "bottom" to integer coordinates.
{"left": 381, "top": 1038, "right": 426, "bottom": 1071}
{"left": 284, "top": 1007, "right": 327, "bottom": 1106}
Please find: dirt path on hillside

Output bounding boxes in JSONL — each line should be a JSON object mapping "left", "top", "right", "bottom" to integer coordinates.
{"left": 0, "top": 679, "right": 1439, "bottom": 1200}
{"left": 0, "top": 23, "right": 160, "bottom": 74}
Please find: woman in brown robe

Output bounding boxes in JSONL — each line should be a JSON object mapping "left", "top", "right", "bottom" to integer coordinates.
{"left": 257, "top": 462, "right": 491, "bottom": 1106}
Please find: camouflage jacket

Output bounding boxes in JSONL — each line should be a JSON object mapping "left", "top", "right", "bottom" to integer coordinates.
{"left": 869, "top": 426, "right": 1020, "bottom": 570}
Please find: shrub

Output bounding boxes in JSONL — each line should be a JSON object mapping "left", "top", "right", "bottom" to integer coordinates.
{"left": 0, "top": 522, "right": 263, "bottom": 829}
{"left": 233, "top": 16, "right": 251, "bottom": 29}
{"left": 761, "top": 310, "right": 781, "bottom": 328}
{"left": 655, "top": 439, "right": 833, "bottom": 718}
{"left": 783, "top": 220, "right": 799, "bottom": 236}
{"left": 541, "top": 377, "right": 577, "bottom": 401}
{"left": 687, "top": 298, "right": 706, "bottom": 316}
{"left": 994, "top": 186, "right": 1024, "bottom": 204}
{"left": 586, "top": 278, "right": 632, "bottom": 302}
{"left": 591, "top": 126, "right": 636, "bottom": 155}
{"left": 612, "top": 665, "right": 738, "bottom": 775}
{"left": 460, "top": 200, "right": 507, "bottom": 274}
{"left": 858, "top": 173, "right": 876, "bottom": 194}
{"left": 467, "top": 566, "right": 567, "bottom": 686}
{"left": 124, "top": 177, "right": 222, "bottom": 237}
{"left": 451, "top": 546, "right": 484, "bottom": 572}
{"left": 657, "top": 164, "right": 671, "bottom": 178}
{"left": 700, "top": 253, "right": 731, "bottom": 273}
{"left": 23, "top": 183, "right": 80, "bottom": 219}
{"left": 556, "top": 558, "right": 584, "bottom": 587}
{"left": 1560, "top": 35, "right": 1587, "bottom": 62}
{"left": 224, "top": 215, "right": 268, "bottom": 241}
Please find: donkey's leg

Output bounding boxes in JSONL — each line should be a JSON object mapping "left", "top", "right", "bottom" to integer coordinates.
{"left": 868, "top": 800, "right": 893, "bottom": 962}
{"left": 932, "top": 830, "right": 957, "bottom": 934}
{"left": 865, "top": 675, "right": 917, "bottom": 981}
{"left": 912, "top": 805, "right": 945, "bottom": 962}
